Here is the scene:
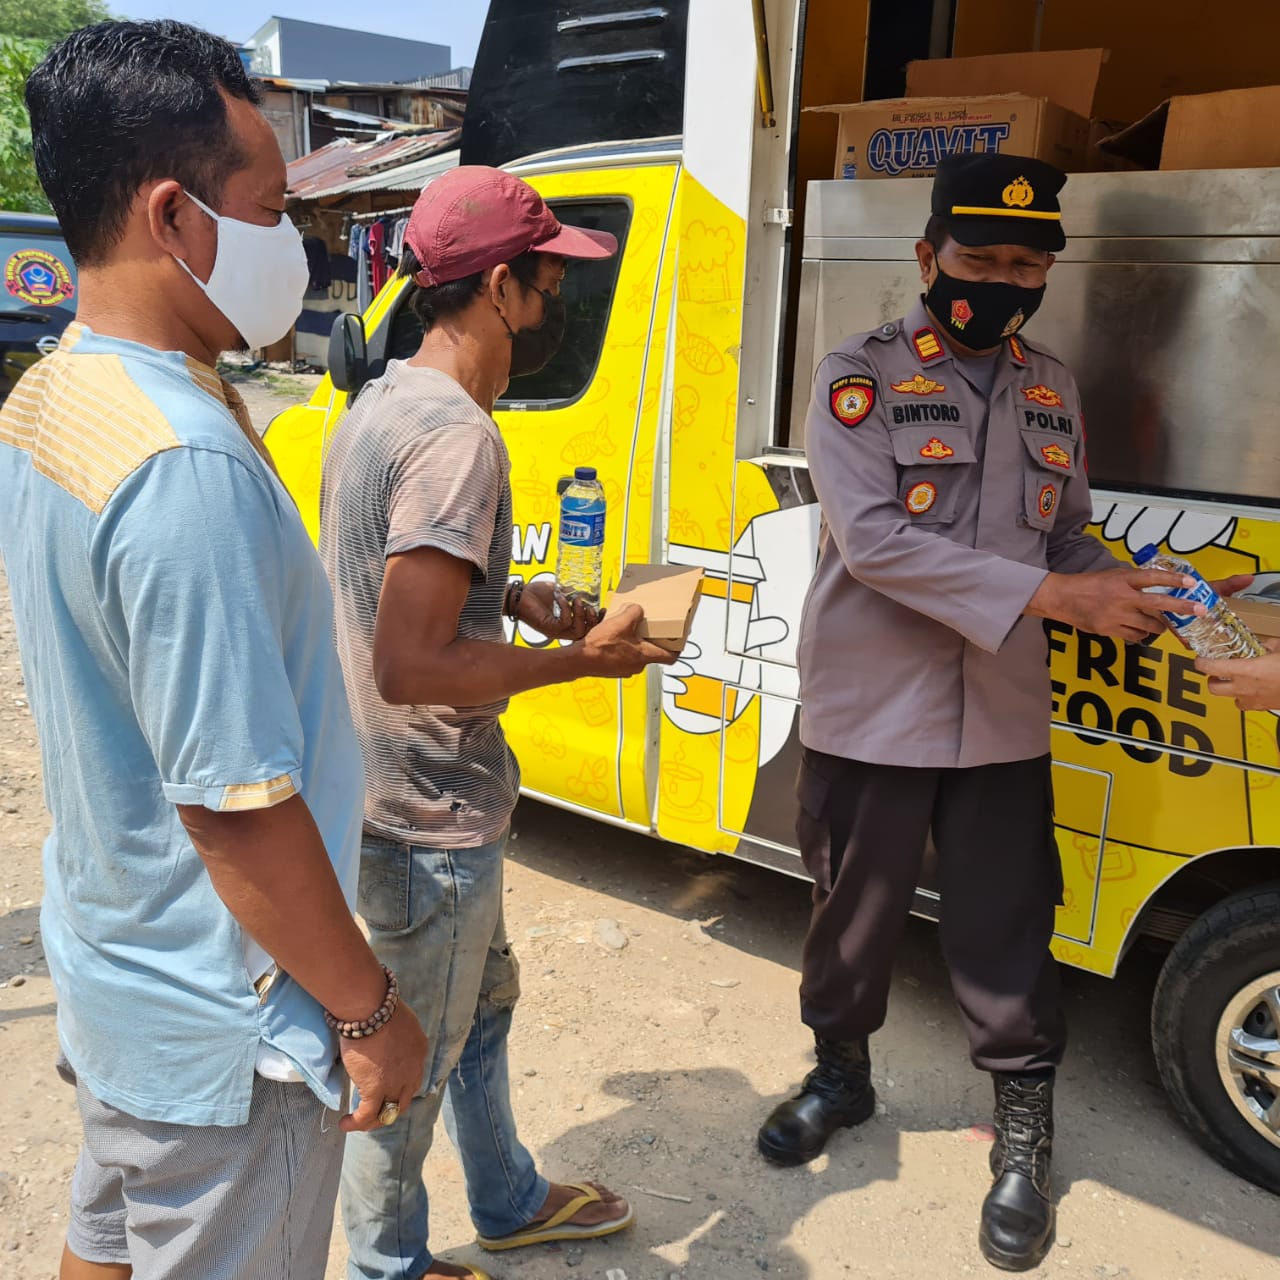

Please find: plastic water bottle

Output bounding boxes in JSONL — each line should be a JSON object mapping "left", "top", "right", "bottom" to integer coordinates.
{"left": 556, "top": 466, "right": 606, "bottom": 608}
{"left": 1133, "top": 544, "right": 1266, "bottom": 659}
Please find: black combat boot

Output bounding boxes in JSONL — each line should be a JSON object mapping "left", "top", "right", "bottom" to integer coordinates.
{"left": 757, "top": 1037, "right": 876, "bottom": 1166}
{"left": 980, "top": 1072, "right": 1056, "bottom": 1271}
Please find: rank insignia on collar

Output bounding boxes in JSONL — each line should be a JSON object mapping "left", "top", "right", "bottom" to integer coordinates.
{"left": 905, "top": 481, "right": 938, "bottom": 514}
{"left": 1040, "top": 443, "right": 1071, "bottom": 469}
{"left": 891, "top": 373, "right": 946, "bottom": 395}
{"left": 1039, "top": 484, "right": 1057, "bottom": 518}
{"left": 919, "top": 437, "right": 954, "bottom": 459}
{"left": 1008, "top": 336, "right": 1027, "bottom": 365}
{"left": 1022, "top": 384, "right": 1063, "bottom": 407}
{"left": 912, "top": 327, "right": 945, "bottom": 362}
{"left": 829, "top": 373, "right": 876, "bottom": 428}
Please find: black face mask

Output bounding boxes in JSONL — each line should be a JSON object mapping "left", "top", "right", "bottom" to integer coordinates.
{"left": 500, "top": 288, "right": 566, "bottom": 378}
{"left": 924, "top": 264, "right": 1045, "bottom": 351}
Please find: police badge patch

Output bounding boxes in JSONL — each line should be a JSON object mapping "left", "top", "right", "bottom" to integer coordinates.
{"left": 905, "top": 481, "right": 938, "bottom": 514}
{"left": 829, "top": 374, "right": 876, "bottom": 428}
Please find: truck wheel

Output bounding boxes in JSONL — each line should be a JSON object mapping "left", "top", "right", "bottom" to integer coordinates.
{"left": 1151, "top": 885, "right": 1280, "bottom": 1193}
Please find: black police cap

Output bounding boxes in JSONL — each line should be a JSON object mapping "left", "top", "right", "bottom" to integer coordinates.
{"left": 931, "top": 153, "right": 1067, "bottom": 253}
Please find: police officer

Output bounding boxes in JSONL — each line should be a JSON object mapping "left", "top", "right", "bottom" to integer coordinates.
{"left": 757, "top": 153, "right": 1192, "bottom": 1271}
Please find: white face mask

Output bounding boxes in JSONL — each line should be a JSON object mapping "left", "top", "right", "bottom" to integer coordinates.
{"left": 174, "top": 191, "right": 309, "bottom": 352}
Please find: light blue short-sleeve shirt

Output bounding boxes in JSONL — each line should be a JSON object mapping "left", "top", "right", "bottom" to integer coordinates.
{"left": 0, "top": 324, "right": 364, "bottom": 1126}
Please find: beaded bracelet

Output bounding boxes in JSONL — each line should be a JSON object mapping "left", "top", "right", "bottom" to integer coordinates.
{"left": 504, "top": 579, "right": 525, "bottom": 619}
{"left": 324, "top": 966, "right": 399, "bottom": 1039}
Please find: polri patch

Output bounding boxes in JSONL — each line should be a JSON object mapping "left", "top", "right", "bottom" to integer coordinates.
{"left": 829, "top": 374, "right": 876, "bottom": 428}
{"left": 890, "top": 373, "right": 946, "bottom": 395}
{"left": 1038, "top": 484, "right": 1057, "bottom": 518}
{"left": 912, "top": 328, "right": 945, "bottom": 362}
{"left": 1022, "top": 384, "right": 1064, "bottom": 408}
{"left": 1040, "top": 443, "right": 1071, "bottom": 470}
{"left": 919, "top": 437, "right": 955, "bottom": 459}
{"left": 905, "top": 481, "right": 938, "bottom": 514}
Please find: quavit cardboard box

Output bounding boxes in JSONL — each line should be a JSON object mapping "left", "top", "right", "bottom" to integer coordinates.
{"left": 817, "top": 93, "right": 1090, "bottom": 181}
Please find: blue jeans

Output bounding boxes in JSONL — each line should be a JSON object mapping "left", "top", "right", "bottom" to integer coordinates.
{"left": 341, "top": 830, "right": 548, "bottom": 1280}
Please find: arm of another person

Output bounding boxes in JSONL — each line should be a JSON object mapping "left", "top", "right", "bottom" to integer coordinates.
{"left": 371, "top": 423, "right": 672, "bottom": 706}
{"left": 374, "top": 548, "right": 670, "bottom": 706}
{"left": 98, "top": 446, "right": 426, "bottom": 1130}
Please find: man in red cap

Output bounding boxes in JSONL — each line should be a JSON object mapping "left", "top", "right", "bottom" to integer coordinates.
{"left": 319, "top": 166, "right": 674, "bottom": 1280}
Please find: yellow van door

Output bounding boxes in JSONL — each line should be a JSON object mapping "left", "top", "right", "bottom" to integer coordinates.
{"left": 496, "top": 161, "right": 680, "bottom": 826}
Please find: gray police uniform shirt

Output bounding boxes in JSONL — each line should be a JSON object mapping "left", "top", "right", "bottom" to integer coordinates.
{"left": 798, "top": 298, "right": 1121, "bottom": 769}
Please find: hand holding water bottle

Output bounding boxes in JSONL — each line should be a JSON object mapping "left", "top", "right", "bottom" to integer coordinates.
{"left": 515, "top": 580, "right": 598, "bottom": 640}
{"left": 1132, "top": 545, "right": 1265, "bottom": 658}
{"left": 1198, "top": 642, "right": 1280, "bottom": 710}
{"left": 1025, "top": 565, "right": 1198, "bottom": 643}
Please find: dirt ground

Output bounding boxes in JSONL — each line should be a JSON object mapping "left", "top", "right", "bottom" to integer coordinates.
{"left": 1, "top": 374, "right": 1277, "bottom": 1280}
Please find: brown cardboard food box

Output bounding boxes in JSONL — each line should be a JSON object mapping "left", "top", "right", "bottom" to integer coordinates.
{"left": 1099, "top": 86, "right": 1280, "bottom": 171}
{"left": 608, "top": 564, "right": 704, "bottom": 654}
{"left": 905, "top": 48, "right": 1109, "bottom": 119}
{"left": 1225, "top": 596, "right": 1280, "bottom": 640}
{"left": 817, "top": 94, "right": 1089, "bottom": 180}
{"left": 814, "top": 48, "right": 1111, "bottom": 180}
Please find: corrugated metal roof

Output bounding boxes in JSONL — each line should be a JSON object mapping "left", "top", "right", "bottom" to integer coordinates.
{"left": 286, "top": 131, "right": 460, "bottom": 201}
{"left": 346, "top": 148, "right": 458, "bottom": 193}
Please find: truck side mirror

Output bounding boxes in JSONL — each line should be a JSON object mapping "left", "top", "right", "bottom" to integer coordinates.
{"left": 328, "top": 313, "right": 368, "bottom": 395}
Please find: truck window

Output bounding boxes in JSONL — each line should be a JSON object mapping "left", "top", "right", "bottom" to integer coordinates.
{"left": 496, "top": 198, "right": 631, "bottom": 408}
{"left": 384, "top": 198, "right": 631, "bottom": 409}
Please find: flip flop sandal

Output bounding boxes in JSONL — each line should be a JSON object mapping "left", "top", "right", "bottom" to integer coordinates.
{"left": 475, "top": 1182, "right": 636, "bottom": 1252}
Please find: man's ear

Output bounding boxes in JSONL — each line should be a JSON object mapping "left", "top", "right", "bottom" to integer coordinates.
{"left": 147, "top": 181, "right": 200, "bottom": 259}
{"left": 487, "top": 262, "right": 512, "bottom": 310}
{"left": 914, "top": 238, "right": 936, "bottom": 288}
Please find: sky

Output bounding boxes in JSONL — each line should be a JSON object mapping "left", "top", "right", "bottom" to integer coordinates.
{"left": 120, "top": 0, "right": 486, "bottom": 66}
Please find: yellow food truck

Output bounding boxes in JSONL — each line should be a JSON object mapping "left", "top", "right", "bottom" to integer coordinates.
{"left": 266, "top": 0, "right": 1280, "bottom": 1194}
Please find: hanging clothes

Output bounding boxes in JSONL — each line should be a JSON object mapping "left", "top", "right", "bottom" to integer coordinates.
{"left": 368, "top": 219, "right": 389, "bottom": 295}
{"left": 355, "top": 225, "right": 372, "bottom": 313}
{"left": 302, "top": 237, "right": 331, "bottom": 292}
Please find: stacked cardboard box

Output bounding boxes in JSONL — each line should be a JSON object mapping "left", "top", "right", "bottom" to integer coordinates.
{"left": 815, "top": 48, "right": 1118, "bottom": 180}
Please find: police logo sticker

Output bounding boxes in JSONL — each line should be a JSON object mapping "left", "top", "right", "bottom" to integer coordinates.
{"left": 1002, "top": 176, "right": 1035, "bottom": 208}
{"left": 1040, "top": 443, "right": 1071, "bottom": 470}
{"left": 829, "top": 374, "right": 876, "bottom": 428}
{"left": 905, "top": 481, "right": 938, "bottom": 514}
{"left": 919, "top": 437, "right": 954, "bottom": 459}
{"left": 1038, "top": 484, "right": 1057, "bottom": 518}
{"left": 950, "top": 298, "right": 974, "bottom": 331}
{"left": 1022, "top": 384, "right": 1064, "bottom": 408}
{"left": 890, "top": 373, "right": 946, "bottom": 396}
{"left": 912, "top": 328, "right": 944, "bottom": 362}
{"left": 1001, "top": 308, "right": 1026, "bottom": 338}
{"left": 4, "top": 248, "right": 74, "bottom": 307}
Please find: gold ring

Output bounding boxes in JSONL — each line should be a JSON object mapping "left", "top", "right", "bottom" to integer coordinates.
{"left": 378, "top": 1101, "right": 400, "bottom": 1127}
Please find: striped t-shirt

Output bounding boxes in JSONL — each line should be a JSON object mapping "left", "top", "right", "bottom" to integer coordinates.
{"left": 319, "top": 360, "right": 520, "bottom": 847}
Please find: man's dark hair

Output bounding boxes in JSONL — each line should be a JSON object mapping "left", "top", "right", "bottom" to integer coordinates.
{"left": 25, "top": 20, "right": 262, "bottom": 266}
{"left": 399, "top": 246, "right": 544, "bottom": 331}
{"left": 923, "top": 213, "right": 957, "bottom": 249}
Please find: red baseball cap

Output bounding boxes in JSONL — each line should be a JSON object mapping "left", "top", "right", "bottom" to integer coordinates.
{"left": 405, "top": 165, "right": 617, "bottom": 286}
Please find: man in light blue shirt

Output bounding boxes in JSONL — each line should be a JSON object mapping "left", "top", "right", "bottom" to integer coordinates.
{"left": 0, "top": 21, "right": 426, "bottom": 1280}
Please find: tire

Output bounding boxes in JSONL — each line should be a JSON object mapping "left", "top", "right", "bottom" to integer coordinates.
{"left": 1151, "top": 884, "right": 1280, "bottom": 1194}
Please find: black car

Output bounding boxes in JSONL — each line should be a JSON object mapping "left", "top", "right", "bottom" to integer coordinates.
{"left": 1, "top": 211, "right": 77, "bottom": 405}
